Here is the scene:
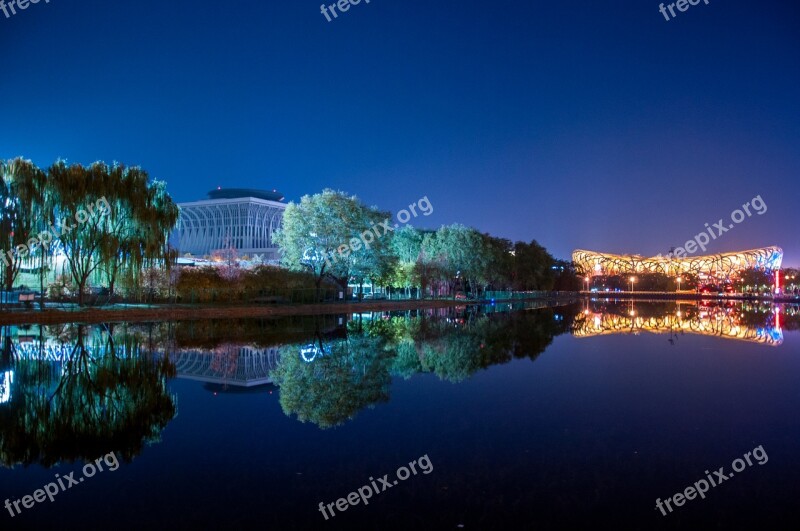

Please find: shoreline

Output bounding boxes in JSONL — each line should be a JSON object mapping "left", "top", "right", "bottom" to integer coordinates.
{"left": 0, "top": 296, "right": 576, "bottom": 326}
{"left": 1, "top": 292, "right": 797, "bottom": 326}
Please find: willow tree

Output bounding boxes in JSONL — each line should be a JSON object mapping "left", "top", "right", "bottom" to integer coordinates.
{"left": 139, "top": 180, "right": 180, "bottom": 274}
{"left": 47, "top": 162, "right": 113, "bottom": 305}
{"left": 0, "top": 159, "right": 15, "bottom": 294}
{"left": 11, "top": 159, "right": 52, "bottom": 309}
{"left": 99, "top": 163, "right": 139, "bottom": 296}
{"left": 0, "top": 159, "right": 48, "bottom": 296}
{"left": 47, "top": 161, "right": 180, "bottom": 305}
{"left": 99, "top": 167, "right": 179, "bottom": 297}
{"left": 480, "top": 234, "right": 514, "bottom": 292}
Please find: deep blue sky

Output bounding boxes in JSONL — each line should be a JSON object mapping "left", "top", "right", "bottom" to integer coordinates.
{"left": 2, "top": 0, "right": 798, "bottom": 264}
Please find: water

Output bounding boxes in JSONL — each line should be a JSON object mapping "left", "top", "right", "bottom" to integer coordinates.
{"left": 0, "top": 300, "right": 798, "bottom": 530}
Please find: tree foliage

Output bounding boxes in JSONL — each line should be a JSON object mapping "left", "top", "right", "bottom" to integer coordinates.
{"left": 274, "top": 189, "right": 395, "bottom": 296}
{"left": 273, "top": 190, "right": 578, "bottom": 298}
{"left": 0, "top": 158, "right": 179, "bottom": 304}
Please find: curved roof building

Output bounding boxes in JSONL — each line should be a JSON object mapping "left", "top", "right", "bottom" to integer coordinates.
{"left": 207, "top": 188, "right": 285, "bottom": 202}
{"left": 177, "top": 188, "right": 287, "bottom": 260}
{"left": 572, "top": 246, "right": 783, "bottom": 278}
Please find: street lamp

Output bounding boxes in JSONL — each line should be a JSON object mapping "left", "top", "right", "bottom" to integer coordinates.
{"left": 584, "top": 276, "right": 591, "bottom": 292}
{"left": 629, "top": 276, "right": 637, "bottom": 293}
{"left": 676, "top": 276, "right": 682, "bottom": 293}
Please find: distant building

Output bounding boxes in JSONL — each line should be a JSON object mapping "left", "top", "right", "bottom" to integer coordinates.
{"left": 177, "top": 188, "right": 286, "bottom": 261}
{"left": 572, "top": 246, "right": 783, "bottom": 280}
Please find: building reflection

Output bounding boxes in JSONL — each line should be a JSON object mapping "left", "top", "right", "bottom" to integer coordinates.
{"left": 171, "top": 345, "right": 282, "bottom": 388}
{"left": 3, "top": 300, "right": 789, "bottom": 446}
{"left": 0, "top": 323, "right": 177, "bottom": 468}
{"left": 573, "top": 300, "right": 784, "bottom": 345}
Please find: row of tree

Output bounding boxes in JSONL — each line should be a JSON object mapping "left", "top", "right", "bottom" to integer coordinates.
{"left": 0, "top": 158, "right": 179, "bottom": 305}
{"left": 275, "top": 189, "right": 579, "bottom": 298}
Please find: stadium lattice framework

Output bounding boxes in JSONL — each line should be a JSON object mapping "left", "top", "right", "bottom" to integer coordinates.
{"left": 572, "top": 246, "right": 783, "bottom": 279}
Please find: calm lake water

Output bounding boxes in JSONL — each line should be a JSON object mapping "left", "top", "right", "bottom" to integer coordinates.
{"left": 1, "top": 300, "right": 798, "bottom": 530}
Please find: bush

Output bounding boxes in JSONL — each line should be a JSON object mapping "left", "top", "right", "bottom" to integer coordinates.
{"left": 47, "top": 275, "right": 77, "bottom": 299}
{"left": 174, "top": 265, "right": 328, "bottom": 303}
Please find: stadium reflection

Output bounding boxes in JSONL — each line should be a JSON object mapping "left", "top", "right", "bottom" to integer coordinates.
{"left": 573, "top": 299, "right": 786, "bottom": 345}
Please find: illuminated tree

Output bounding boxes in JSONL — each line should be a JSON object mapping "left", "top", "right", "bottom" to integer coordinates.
{"left": 47, "top": 161, "right": 179, "bottom": 305}
{"left": 0, "top": 159, "right": 48, "bottom": 295}
{"left": 275, "top": 189, "right": 393, "bottom": 298}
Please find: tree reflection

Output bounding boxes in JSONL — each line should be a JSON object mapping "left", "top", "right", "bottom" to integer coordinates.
{"left": 403, "top": 307, "right": 575, "bottom": 382}
{"left": 271, "top": 328, "right": 392, "bottom": 429}
{"left": 271, "top": 307, "right": 575, "bottom": 428}
{"left": 0, "top": 324, "right": 176, "bottom": 468}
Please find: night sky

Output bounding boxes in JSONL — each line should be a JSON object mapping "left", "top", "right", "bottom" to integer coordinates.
{"left": 1, "top": 0, "right": 798, "bottom": 264}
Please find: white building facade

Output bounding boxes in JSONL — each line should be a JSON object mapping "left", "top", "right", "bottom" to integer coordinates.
{"left": 177, "top": 189, "right": 286, "bottom": 261}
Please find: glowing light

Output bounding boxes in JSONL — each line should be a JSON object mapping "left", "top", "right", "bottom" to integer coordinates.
{"left": 300, "top": 344, "right": 330, "bottom": 363}
{"left": 0, "top": 371, "right": 12, "bottom": 404}
{"left": 573, "top": 247, "right": 783, "bottom": 279}
{"left": 575, "top": 310, "right": 783, "bottom": 345}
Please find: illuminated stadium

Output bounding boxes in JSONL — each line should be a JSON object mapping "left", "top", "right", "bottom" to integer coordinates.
{"left": 572, "top": 246, "right": 783, "bottom": 280}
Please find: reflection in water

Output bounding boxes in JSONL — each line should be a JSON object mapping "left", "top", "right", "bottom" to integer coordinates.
{"left": 572, "top": 300, "right": 786, "bottom": 345}
{"left": 168, "top": 315, "right": 347, "bottom": 390}
{"left": 272, "top": 332, "right": 393, "bottom": 429}
{"left": 271, "top": 305, "right": 577, "bottom": 428}
{"left": 0, "top": 324, "right": 177, "bottom": 468}
{"left": 171, "top": 345, "right": 282, "bottom": 387}
{"left": 1, "top": 301, "right": 797, "bottom": 461}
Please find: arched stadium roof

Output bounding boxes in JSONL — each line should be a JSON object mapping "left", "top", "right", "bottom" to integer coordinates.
{"left": 572, "top": 246, "right": 783, "bottom": 277}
